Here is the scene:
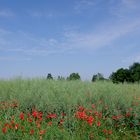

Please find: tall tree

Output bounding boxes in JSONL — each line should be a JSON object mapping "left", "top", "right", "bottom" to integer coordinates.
{"left": 47, "top": 73, "right": 53, "bottom": 80}
{"left": 67, "top": 73, "right": 81, "bottom": 80}
{"left": 109, "top": 65, "right": 138, "bottom": 83}
{"left": 92, "top": 73, "right": 104, "bottom": 82}
{"left": 110, "top": 68, "right": 130, "bottom": 83}
{"left": 57, "top": 76, "right": 65, "bottom": 81}
{"left": 129, "top": 62, "right": 140, "bottom": 82}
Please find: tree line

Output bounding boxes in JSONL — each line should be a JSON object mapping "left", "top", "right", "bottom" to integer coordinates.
{"left": 110, "top": 62, "right": 140, "bottom": 83}
{"left": 46, "top": 62, "right": 140, "bottom": 83}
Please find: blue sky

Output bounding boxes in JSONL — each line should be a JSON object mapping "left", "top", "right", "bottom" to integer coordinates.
{"left": 0, "top": 0, "right": 140, "bottom": 80}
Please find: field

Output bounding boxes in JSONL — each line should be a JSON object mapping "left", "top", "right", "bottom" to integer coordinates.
{"left": 0, "top": 79, "right": 140, "bottom": 140}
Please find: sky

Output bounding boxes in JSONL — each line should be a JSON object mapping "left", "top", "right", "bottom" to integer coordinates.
{"left": 0, "top": 0, "right": 140, "bottom": 80}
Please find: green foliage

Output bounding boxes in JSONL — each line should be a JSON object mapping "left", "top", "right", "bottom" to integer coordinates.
{"left": 47, "top": 73, "right": 53, "bottom": 80}
{"left": 67, "top": 73, "right": 81, "bottom": 81}
{"left": 0, "top": 80, "right": 140, "bottom": 139}
{"left": 110, "top": 62, "right": 140, "bottom": 83}
{"left": 0, "top": 79, "right": 140, "bottom": 140}
{"left": 92, "top": 73, "right": 104, "bottom": 82}
{"left": 129, "top": 62, "right": 140, "bottom": 82}
{"left": 57, "top": 76, "right": 65, "bottom": 81}
{"left": 110, "top": 68, "right": 131, "bottom": 83}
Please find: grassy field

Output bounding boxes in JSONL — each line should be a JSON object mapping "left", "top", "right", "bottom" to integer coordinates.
{"left": 0, "top": 79, "right": 140, "bottom": 140}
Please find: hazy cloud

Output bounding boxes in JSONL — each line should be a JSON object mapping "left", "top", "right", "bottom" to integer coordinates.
{"left": 0, "top": 9, "right": 15, "bottom": 17}
{"left": 74, "top": 0, "right": 95, "bottom": 13}
{"left": 0, "top": 56, "right": 31, "bottom": 61}
{"left": 27, "top": 10, "right": 63, "bottom": 19}
{"left": 0, "top": 17, "right": 140, "bottom": 57}
{"left": 122, "top": 54, "right": 140, "bottom": 64}
{"left": 121, "top": 0, "right": 140, "bottom": 8}
{"left": 110, "top": 0, "right": 140, "bottom": 18}
{"left": 0, "top": 29, "right": 71, "bottom": 56}
{"left": 62, "top": 19, "right": 140, "bottom": 50}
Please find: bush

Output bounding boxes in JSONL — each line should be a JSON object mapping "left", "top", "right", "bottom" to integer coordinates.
{"left": 92, "top": 73, "right": 104, "bottom": 82}
{"left": 47, "top": 73, "right": 53, "bottom": 80}
{"left": 110, "top": 62, "right": 140, "bottom": 83}
{"left": 67, "top": 73, "right": 81, "bottom": 80}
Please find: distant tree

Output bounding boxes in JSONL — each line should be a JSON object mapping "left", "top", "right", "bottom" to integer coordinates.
{"left": 110, "top": 62, "right": 140, "bottom": 84}
{"left": 110, "top": 68, "right": 132, "bottom": 83}
{"left": 67, "top": 73, "right": 81, "bottom": 80}
{"left": 129, "top": 62, "right": 140, "bottom": 82}
{"left": 47, "top": 73, "right": 53, "bottom": 80}
{"left": 109, "top": 72, "right": 118, "bottom": 83}
{"left": 92, "top": 73, "right": 104, "bottom": 82}
{"left": 57, "top": 76, "right": 65, "bottom": 81}
{"left": 92, "top": 75, "right": 97, "bottom": 82}
{"left": 124, "top": 69, "right": 133, "bottom": 82}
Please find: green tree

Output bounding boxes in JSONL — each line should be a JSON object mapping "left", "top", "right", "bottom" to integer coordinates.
{"left": 47, "top": 73, "right": 53, "bottom": 80}
{"left": 110, "top": 68, "right": 132, "bottom": 83}
{"left": 67, "top": 73, "right": 81, "bottom": 80}
{"left": 92, "top": 73, "right": 104, "bottom": 82}
{"left": 57, "top": 76, "right": 65, "bottom": 81}
{"left": 129, "top": 62, "right": 140, "bottom": 82}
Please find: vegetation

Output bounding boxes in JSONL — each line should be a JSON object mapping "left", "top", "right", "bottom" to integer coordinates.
{"left": 67, "top": 73, "right": 81, "bottom": 81}
{"left": 110, "top": 62, "right": 140, "bottom": 83}
{"left": 57, "top": 76, "right": 65, "bottom": 81}
{"left": 92, "top": 73, "right": 105, "bottom": 82}
{"left": 0, "top": 79, "right": 140, "bottom": 140}
{"left": 129, "top": 62, "right": 140, "bottom": 82}
{"left": 45, "top": 62, "right": 140, "bottom": 84}
{"left": 46, "top": 73, "right": 53, "bottom": 80}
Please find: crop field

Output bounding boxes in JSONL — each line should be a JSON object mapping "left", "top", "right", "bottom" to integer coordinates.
{"left": 0, "top": 79, "right": 140, "bottom": 140}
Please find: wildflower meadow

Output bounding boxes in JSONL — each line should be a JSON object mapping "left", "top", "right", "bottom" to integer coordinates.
{"left": 0, "top": 79, "right": 140, "bottom": 140}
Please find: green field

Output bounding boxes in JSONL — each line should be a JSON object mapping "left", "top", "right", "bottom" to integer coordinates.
{"left": 0, "top": 79, "right": 140, "bottom": 140}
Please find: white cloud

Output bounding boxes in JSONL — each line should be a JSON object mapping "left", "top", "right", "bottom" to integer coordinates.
{"left": 27, "top": 10, "right": 62, "bottom": 19}
{"left": 121, "top": 0, "right": 140, "bottom": 9}
{"left": 0, "top": 29, "right": 71, "bottom": 56}
{"left": 0, "top": 28, "right": 11, "bottom": 35}
{"left": 110, "top": 0, "right": 140, "bottom": 18}
{"left": 74, "top": 0, "right": 95, "bottom": 13}
{"left": 61, "top": 19, "right": 140, "bottom": 50}
{"left": 122, "top": 54, "right": 140, "bottom": 64}
{"left": 0, "top": 56, "right": 31, "bottom": 61}
{"left": 0, "top": 15, "right": 140, "bottom": 56}
{"left": 0, "top": 10, "right": 14, "bottom": 17}
{"left": 0, "top": 1, "right": 138, "bottom": 57}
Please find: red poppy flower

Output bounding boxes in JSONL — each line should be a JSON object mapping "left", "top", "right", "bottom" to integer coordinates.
{"left": 15, "top": 124, "right": 19, "bottom": 130}
{"left": 59, "top": 119, "right": 64, "bottom": 125}
{"left": 46, "top": 114, "right": 57, "bottom": 119}
{"left": 4, "top": 123, "right": 9, "bottom": 127}
{"left": 10, "top": 120, "right": 15, "bottom": 125}
{"left": 30, "top": 129, "right": 35, "bottom": 135}
{"left": 87, "top": 116, "right": 94, "bottom": 126}
{"left": 92, "top": 104, "right": 95, "bottom": 109}
{"left": 39, "top": 130, "right": 46, "bottom": 135}
{"left": 27, "top": 113, "right": 31, "bottom": 117}
{"left": 32, "top": 111, "right": 38, "bottom": 118}
{"left": 27, "top": 118, "right": 33, "bottom": 123}
{"left": 2, "top": 127, "right": 7, "bottom": 134}
{"left": 61, "top": 113, "right": 66, "bottom": 116}
{"left": 20, "top": 112, "right": 24, "bottom": 120}
{"left": 75, "top": 111, "right": 88, "bottom": 120}
{"left": 79, "top": 106, "right": 84, "bottom": 111}
{"left": 97, "top": 121, "right": 101, "bottom": 127}
{"left": 103, "top": 129, "right": 107, "bottom": 134}
{"left": 125, "top": 112, "right": 131, "bottom": 117}
{"left": 47, "top": 121, "right": 52, "bottom": 126}
{"left": 108, "top": 130, "right": 112, "bottom": 135}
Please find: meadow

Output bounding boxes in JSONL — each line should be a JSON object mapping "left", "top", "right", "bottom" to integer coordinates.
{"left": 0, "top": 79, "right": 140, "bottom": 140}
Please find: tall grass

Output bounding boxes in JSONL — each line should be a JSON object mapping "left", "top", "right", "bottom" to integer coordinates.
{"left": 0, "top": 79, "right": 140, "bottom": 139}
{"left": 0, "top": 79, "right": 139, "bottom": 109}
